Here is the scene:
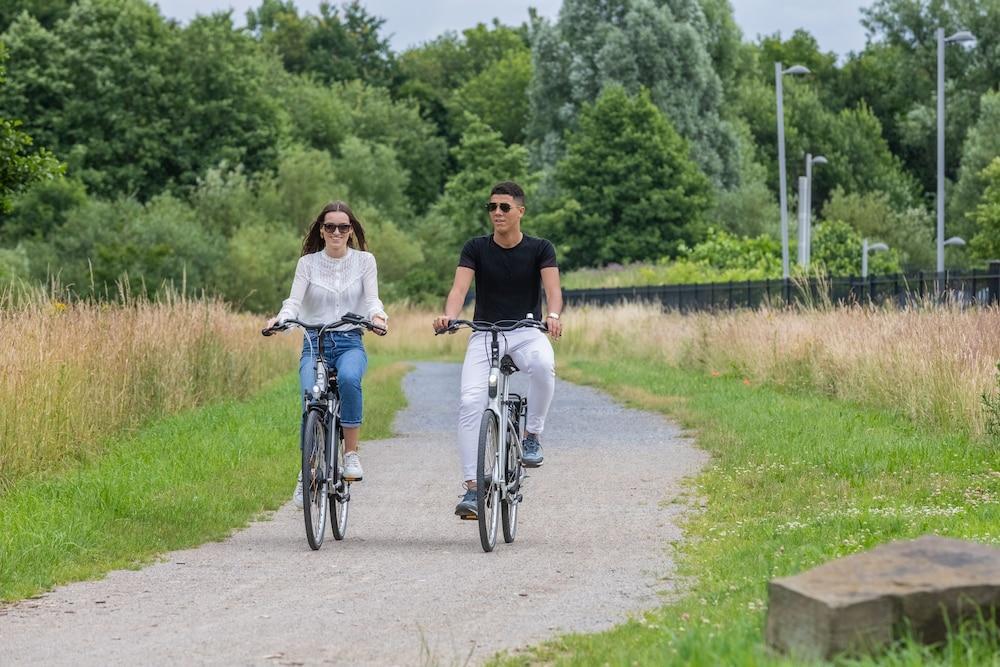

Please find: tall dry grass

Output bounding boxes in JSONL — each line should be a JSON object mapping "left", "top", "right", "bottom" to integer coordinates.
{"left": 0, "top": 287, "right": 298, "bottom": 490}
{"left": 554, "top": 302, "right": 1000, "bottom": 439}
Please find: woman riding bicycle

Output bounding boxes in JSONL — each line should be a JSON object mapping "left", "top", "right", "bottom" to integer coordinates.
{"left": 266, "top": 201, "right": 388, "bottom": 508}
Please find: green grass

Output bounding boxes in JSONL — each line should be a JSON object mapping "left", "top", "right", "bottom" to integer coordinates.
{"left": 0, "top": 356, "right": 410, "bottom": 602}
{"left": 494, "top": 356, "right": 999, "bottom": 666}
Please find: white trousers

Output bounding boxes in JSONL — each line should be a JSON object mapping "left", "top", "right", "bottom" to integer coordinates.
{"left": 458, "top": 328, "right": 556, "bottom": 481}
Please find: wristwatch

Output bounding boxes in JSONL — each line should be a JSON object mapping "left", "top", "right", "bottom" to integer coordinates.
{"left": 547, "top": 312, "right": 560, "bottom": 320}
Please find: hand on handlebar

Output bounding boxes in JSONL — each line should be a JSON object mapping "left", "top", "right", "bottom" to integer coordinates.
{"left": 433, "top": 315, "right": 456, "bottom": 334}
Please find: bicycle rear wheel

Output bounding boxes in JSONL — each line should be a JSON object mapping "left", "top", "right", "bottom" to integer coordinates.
{"left": 501, "top": 411, "right": 522, "bottom": 543}
{"left": 301, "top": 410, "right": 329, "bottom": 550}
{"left": 477, "top": 410, "right": 501, "bottom": 552}
{"left": 329, "top": 421, "right": 349, "bottom": 540}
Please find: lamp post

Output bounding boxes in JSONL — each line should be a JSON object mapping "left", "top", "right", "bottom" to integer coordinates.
{"left": 776, "top": 62, "right": 810, "bottom": 280}
{"left": 862, "top": 239, "right": 889, "bottom": 279}
{"left": 803, "top": 153, "right": 827, "bottom": 268}
{"left": 936, "top": 28, "right": 975, "bottom": 275}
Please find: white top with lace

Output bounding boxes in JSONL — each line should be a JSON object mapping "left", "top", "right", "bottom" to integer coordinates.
{"left": 277, "top": 249, "right": 387, "bottom": 329}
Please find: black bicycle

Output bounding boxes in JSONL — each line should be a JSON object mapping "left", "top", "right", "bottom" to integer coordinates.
{"left": 436, "top": 317, "right": 547, "bottom": 552}
{"left": 262, "top": 313, "right": 385, "bottom": 550}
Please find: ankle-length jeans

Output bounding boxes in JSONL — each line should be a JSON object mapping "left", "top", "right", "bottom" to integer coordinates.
{"left": 299, "top": 329, "right": 367, "bottom": 427}
{"left": 457, "top": 328, "right": 555, "bottom": 481}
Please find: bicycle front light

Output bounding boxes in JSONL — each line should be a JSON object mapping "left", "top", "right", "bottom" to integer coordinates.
{"left": 488, "top": 368, "right": 499, "bottom": 398}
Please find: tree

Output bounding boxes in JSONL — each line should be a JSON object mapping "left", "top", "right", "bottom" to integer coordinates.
{"left": 969, "top": 157, "right": 1000, "bottom": 262}
{"left": 950, "top": 90, "right": 1000, "bottom": 243}
{"left": 811, "top": 219, "right": 901, "bottom": 277}
{"left": 684, "top": 227, "right": 781, "bottom": 276}
{"left": 246, "top": 0, "right": 397, "bottom": 88}
{"left": 821, "top": 187, "right": 933, "bottom": 271}
{"left": 0, "top": 0, "right": 73, "bottom": 32}
{"left": 550, "top": 86, "right": 711, "bottom": 268}
{"left": 1, "top": 175, "right": 86, "bottom": 242}
{"left": 527, "top": 0, "right": 740, "bottom": 187}
{"left": 0, "top": 0, "right": 283, "bottom": 200}
{"left": 413, "top": 116, "right": 530, "bottom": 292}
{"left": 448, "top": 48, "right": 532, "bottom": 145}
{"left": 0, "top": 42, "right": 62, "bottom": 216}
{"left": 396, "top": 20, "right": 531, "bottom": 146}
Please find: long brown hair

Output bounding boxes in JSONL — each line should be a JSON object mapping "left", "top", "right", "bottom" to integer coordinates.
{"left": 301, "top": 201, "right": 368, "bottom": 256}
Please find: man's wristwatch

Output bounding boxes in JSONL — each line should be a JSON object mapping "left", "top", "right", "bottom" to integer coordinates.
{"left": 547, "top": 312, "right": 560, "bottom": 320}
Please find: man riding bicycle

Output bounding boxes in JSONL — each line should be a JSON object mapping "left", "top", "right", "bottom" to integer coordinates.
{"left": 433, "top": 181, "right": 563, "bottom": 519}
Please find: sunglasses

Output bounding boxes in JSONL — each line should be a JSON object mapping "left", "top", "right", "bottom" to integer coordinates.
{"left": 322, "top": 223, "right": 352, "bottom": 235}
{"left": 485, "top": 202, "right": 516, "bottom": 213}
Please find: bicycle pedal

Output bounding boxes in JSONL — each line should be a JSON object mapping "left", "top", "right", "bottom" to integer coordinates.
{"left": 459, "top": 514, "right": 477, "bottom": 521}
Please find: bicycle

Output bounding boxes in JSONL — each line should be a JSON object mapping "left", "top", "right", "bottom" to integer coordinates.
{"left": 262, "top": 313, "right": 386, "bottom": 550}
{"left": 436, "top": 317, "right": 548, "bottom": 552}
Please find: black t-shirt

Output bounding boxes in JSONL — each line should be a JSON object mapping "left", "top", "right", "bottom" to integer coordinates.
{"left": 459, "top": 234, "right": 558, "bottom": 323}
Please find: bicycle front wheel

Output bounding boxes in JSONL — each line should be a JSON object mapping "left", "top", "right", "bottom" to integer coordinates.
{"left": 329, "top": 421, "right": 349, "bottom": 540}
{"left": 477, "top": 410, "right": 501, "bottom": 552}
{"left": 301, "top": 410, "right": 329, "bottom": 550}
{"left": 501, "top": 413, "right": 522, "bottom": 544}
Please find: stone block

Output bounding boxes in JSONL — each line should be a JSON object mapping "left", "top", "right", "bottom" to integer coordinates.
{"left": 765, "top": 535, "right": 1000, "bottom": 660}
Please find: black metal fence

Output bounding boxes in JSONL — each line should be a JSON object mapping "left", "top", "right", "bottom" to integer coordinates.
{"left": 562, "top": 262, "right": 1000, "bottom": 312}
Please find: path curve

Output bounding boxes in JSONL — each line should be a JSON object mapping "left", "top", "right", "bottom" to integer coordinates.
{"left": 0, "top": 362, "right": 706, "bottom": 666}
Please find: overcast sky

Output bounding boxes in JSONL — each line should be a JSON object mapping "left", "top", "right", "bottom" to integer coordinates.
{"left": 156, "top": 0, "right": 876, "bottom": 58}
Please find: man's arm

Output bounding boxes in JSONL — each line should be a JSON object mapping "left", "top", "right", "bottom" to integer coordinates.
{"left": 433, "top": 267, "right": 475, "bottom": 331}
{"left": 541, "top": 266, "right": 563, "bottom": 339}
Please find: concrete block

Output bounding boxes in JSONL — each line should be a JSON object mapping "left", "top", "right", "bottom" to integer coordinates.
{"left": 765, "top": 535, "right": 1000, "bottom": 660}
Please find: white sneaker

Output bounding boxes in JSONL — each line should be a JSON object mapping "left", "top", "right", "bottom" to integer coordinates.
{"left": 343, "top": 451, "right": 363, "bottom": 481}
{"left": 293, "top": 471, "right": 303, "bottom": 509}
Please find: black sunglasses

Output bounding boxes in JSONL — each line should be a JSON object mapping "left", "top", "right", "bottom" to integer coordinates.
{"left": 485, "top": 202, "right": 515, "bottom": 213}
{"left": 321, "top": 223, "right": 352, "bottom": 234}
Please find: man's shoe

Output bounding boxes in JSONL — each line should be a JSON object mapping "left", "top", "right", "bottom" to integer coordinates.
{"left": 454, "top": 487, "right": 477, "bottom": 519}
{"left": 522, "top": 434, "right": 544, "bottom": 468}
{"left": 293, "top": 471, "right": 304, "bottom": 509}
{"left": 343, "top": 451, "right": 363, "bottom": 481}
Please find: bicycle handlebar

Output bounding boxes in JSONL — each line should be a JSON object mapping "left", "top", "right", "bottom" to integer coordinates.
{"left": 262, "top": 313, "right": 387, "bottom": 337}
{"left": 434, "top": 318, "right": 548, "bottom": 336}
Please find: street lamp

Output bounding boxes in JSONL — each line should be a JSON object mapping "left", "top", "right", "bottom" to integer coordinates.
{"left": 776, "top": 62, "right": 810, "bottom": 280}
{"left": 801, "top": 153, "right": 827, "bottom": 267}
{"left": 936, "top": 28, "right": 975, "bottom": 275}
{"left": 862, "top": 239, "right": 889, "bottom": 279}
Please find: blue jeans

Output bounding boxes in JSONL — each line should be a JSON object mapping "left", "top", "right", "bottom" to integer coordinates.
{"left": 299, "top": 330, "right": 368, "bottom": 427}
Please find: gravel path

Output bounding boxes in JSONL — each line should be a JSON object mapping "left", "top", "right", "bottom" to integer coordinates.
{"left": 0, "top": 362, "right": 706, "bottom": 666}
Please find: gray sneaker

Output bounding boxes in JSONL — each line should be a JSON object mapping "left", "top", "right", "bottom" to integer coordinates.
{"left": 454, "top": 487, "right": 477, "bottom": 518}
{"left": 522, "top": 434, "right": 544, "bottom": 468}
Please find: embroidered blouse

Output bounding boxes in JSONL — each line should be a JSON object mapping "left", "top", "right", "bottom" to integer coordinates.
{"left": 277, "top": 249, "right": 387, "bottom": 330}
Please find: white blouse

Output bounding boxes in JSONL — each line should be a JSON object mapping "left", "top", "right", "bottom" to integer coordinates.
{"left": 277, "top": 249, "right": 387, "bottom": 330}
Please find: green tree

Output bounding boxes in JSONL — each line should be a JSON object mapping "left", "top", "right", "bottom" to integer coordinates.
{"left": 396, "top": 20, "right": 530, "bottom": 145}
{"left": 215, "top": 222, "right": 301, "bottom": 313}
{"left": 0, "top": 0, "right": 73, "bottom": 32}
{"left": 0, "top": 42, "right": 62, "bottom": 216}
{"left": 969, "top": 157, "right": 1000, "bottom": 261}
{"left": 36, "top": 195, "right": 224, "bottom": 297}
{"left": 528, "top": 0, "right": 740, "bottom": 187}
{"left": 1, "top": 175, "right": 86, "bottom": 242}
{"left": 950, "top": 90, "right": 1000, "bottom": 244}
{"left": 414, "top": 116, "right": 530, "bottom": 292}
{"left": 1, "top": 0, "right": 283, "bottom": 199}
{"left": 845, "top": 0, "right": 1000, "bottom": 195}
{"left": 821, "top": 187, "right": 934, "bottom": 271}
{"left": 448, "top": 48, "right": 532, "bottom": 145}
{"left": 684, "top": 227, "right": 781, "bottom": 276}
{"left": 811, "top": 219, "right": 901, "bottom": 277}
{"left": 551, "top": 86, "right": 711, "bottom": 268}
{"left": 246, "top": 0, "right": 396, "bottom": 88}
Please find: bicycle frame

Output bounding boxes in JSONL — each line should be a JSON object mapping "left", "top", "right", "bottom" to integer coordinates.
{"left": 482, "top": 330, "right": 525, "bottom": 506}
{"left": 302, "top": 332, "right": 343, "bottom": 495}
